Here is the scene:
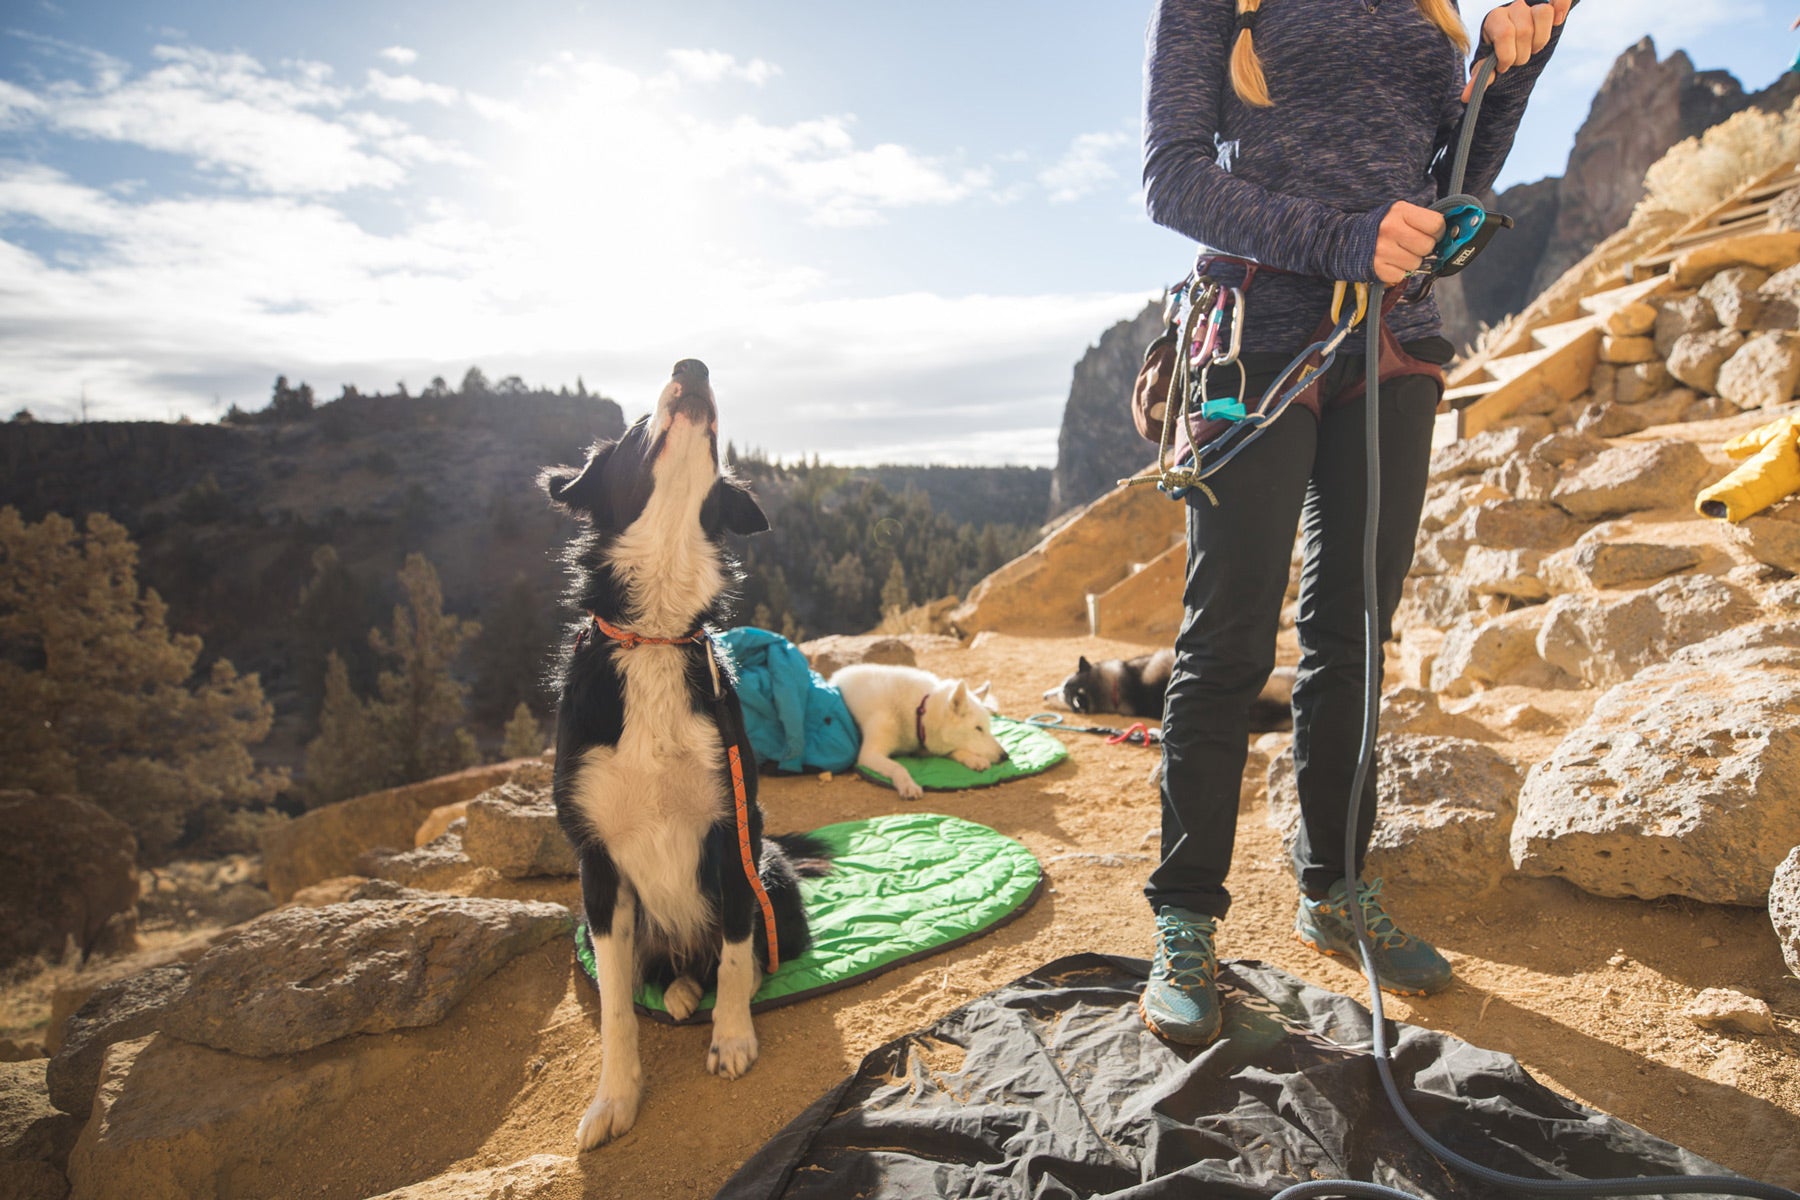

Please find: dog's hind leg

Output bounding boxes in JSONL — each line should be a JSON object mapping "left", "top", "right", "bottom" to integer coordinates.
{"left": 576, "top": 846, "right": 643, "bottom": 1151}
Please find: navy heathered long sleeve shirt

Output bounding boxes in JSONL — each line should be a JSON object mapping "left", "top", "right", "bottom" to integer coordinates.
{"left": 1143, "top": 0, "right": 1561, "bottom": 354}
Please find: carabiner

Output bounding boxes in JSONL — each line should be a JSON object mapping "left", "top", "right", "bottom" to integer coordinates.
{"left": 1211, "top": 285, "right": 1245, "bottom": 366}
{"left": 1330, "top": 280, "right": 1369, "bottom": 327}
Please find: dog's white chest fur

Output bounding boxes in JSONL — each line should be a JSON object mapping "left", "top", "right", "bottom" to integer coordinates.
{"left": 571, "top": 645, "right": 726, "bottom": 948}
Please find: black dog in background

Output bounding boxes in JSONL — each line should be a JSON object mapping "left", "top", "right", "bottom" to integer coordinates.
{"left": 1046, "top": 647, "right": 1295, "bottom": 733}
{"left": 542, "top": 359, "right": 828, "bottom": 1151}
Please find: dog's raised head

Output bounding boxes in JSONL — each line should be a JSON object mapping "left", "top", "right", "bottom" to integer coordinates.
{"left": 539, "top": 359, "right": 768, "bottom": 633}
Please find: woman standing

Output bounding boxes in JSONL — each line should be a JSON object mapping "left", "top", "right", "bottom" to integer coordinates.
{"left": 1139, "top": 0, "right": 1570, "bottom": 1045}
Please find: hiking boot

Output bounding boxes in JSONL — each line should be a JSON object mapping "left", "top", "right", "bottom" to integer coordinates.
{"left": 1295, "top": 877, "right": 1453, "bottom": 996}
{"left": 1140, "top": 906, "right": 1222, "bottom": 1045}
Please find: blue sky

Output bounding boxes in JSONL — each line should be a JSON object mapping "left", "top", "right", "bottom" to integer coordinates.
{"left": 0, "top": 0, "right": 1788, "bottom": 463}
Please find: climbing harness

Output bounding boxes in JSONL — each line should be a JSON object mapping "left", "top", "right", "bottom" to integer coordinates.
{"left": 581, "top": 615, "right": 784, "bottom": 974}
{"left": 1024, "top": 712, "right": 1162, "bottom": 748}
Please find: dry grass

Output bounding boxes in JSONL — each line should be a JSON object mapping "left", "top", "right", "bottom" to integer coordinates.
{"left": 1638, "top": 98, "right": 1800, "bottom": 219}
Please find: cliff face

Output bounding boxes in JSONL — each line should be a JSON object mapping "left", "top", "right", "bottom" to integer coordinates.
{"left": 1046, "top": 300, "right": 1164, "bottom": 520}
{"left": 1435, "top": 38, "right": 1799, "bottom": 349}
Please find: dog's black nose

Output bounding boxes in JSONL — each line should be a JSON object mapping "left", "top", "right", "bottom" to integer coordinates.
{"left": 672, "top": 359, "right": 709, "bottom": 382}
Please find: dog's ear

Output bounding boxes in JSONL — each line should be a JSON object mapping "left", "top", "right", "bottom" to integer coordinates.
{"left": 970, "top": 681, "right": 999, "bottom": 713}
{"left": 1078, "top": 656, "right": 1092, "bottom": 672}
{"left": 704, "top": 475, "right": 770, "bottom": 536}
{"left": 539, "top": 440, "right": 617, "bottom": 521}
{"left": 951, "top": 681, "right": 972, "bottom": 714}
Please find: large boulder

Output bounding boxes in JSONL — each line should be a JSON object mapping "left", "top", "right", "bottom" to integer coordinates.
{"left": 46, "top": 963, "right": 190, "bottom": 1117}
{"left": 355, "top": 825, "right": 480, "bottom": 892}
{"left": 1431, "top": 608, "right": 1564, "bottom": 697}
{"left": 799, "top": 634, "right": 917, "bottom": 679}
{"left": 0, "top": 791, "right": 139, "bottom": 969}
{"left": 1535, "top": 574, "right": 1753, "bottom": 688}
{"left": 1667, "top": 329, "right": 1747, "bottom": 394}
{"left": 1716, "top": 332, "right": 1800, "bottom": 412}
{"left": 1734, "top": 510, "right": 1800, "bottom": 574}
{"left": 1549, "top": 439, "right": 1710, "bottom": 521}
{"left": 260, "top": 761, "right": 527, "bottom": 903}
{"left": 157, "top": 897, "right": 571, "bottom": 1057}
{"left": 1698, "top": 265, "right": 1769, "bottom": 331}
{"left": 1772, "top": 848, "right": 1800, "bottom": 979}
{"left": 1511, "top": 626, "right": 1800, "bottom": 905}
{"left": 460, "top": 784, "right": 577, "bottom": 879}
{"left": 1653, "top": 293, "right": 1719, "bottom": 359}
{"left": 1, "top": 1059, "right": 81, "bottom": 1200}
{"left": 1267, "top": 735, "right": 1522, "bottom": 890}
{"left": 1538, "top": 540, "right": 1701, "bottom": 593}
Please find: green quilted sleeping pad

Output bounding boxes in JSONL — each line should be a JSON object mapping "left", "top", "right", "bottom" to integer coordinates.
{"left": 854, "top": 715, "right": 1069, "bottom": 792}
{"left": 574, "top": 812, "right": 1043, "bottom": 1022}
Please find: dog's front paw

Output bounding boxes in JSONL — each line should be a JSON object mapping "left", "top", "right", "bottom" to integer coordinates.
{"left": 575, "top": 1080, "right": 641, "bottom": 1151}
{"left": 665, "top": 975, "right": 704, "bottom": 1022}
{"left": 894, "top": 771, "right": 924, "bottom": 801}
{"left": 707, "top": 1032, "right": 759, "bottom": 1080}
{"left": 951, "top": 750, "right": 994, "bottom": 772}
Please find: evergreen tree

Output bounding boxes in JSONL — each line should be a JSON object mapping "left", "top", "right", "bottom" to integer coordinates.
{"left": 368, "top": 554, "right": 482, "bottom": 784}
{"left": 293, "top": 545, "right": 376, "bottom": 722}
{"left": 880, "top": 558, "right": 910, "bottom": 616}
{"left": 460, "top": 366, "right": 490, "bottom": 396}
{"left": 302, "top": 653, "right": 383, "bottom": 806}
{"left": 300, "top": 554, "right": 481, "bottom": 804}
{"left": 468, "top": 574, "right": 551, "bottom": 724}
{"left": 500, "top": 701, "right": 545, "bottom": 760}
{"left": 0, "top": 509, "right": 285, "bottom": 859}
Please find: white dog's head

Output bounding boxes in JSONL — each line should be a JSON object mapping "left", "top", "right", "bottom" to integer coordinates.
{"left": 924, "top": 679, "right": 1006, "bottom": 772}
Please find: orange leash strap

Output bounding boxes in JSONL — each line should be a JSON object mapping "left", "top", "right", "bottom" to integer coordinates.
{"left": 727, "top": 742, "right": 780, "bottom": 973}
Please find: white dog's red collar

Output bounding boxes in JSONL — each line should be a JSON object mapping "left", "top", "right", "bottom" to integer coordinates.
{"left": 915, "top": 694, "right": 930, "bottom": 752}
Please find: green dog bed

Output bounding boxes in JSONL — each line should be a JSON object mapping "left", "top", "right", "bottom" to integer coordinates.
{"left": 855, "top": 716, "right": 1069, "bottom": 792}
{"left": 574, "top": 813, "right": 1042, "bottom": 1023}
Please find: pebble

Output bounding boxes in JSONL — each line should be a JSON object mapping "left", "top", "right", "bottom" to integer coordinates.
{"left": 1699, "top": 936, "right": 1721, "bottom": 949}
{"left": 1686, "top": 988, "right": 1776, "bottom": 1036}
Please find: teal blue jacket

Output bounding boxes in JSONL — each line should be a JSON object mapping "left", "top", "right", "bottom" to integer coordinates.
{"left": 715, "top": 627, "right": 860, "bottom": 774}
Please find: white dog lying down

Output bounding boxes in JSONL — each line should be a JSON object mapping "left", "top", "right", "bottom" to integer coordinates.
{"left": 829, "top": 664, "right": 1006, "bottom": 800}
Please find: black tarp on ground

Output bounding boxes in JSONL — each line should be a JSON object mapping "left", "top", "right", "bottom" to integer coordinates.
{"left": 718, "top": 954, "right": 1742, "bottom": 1200}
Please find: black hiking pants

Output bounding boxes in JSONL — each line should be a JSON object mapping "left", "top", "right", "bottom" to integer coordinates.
{"left": 1145, "top": 337, "right": 1452, "bottom": 920}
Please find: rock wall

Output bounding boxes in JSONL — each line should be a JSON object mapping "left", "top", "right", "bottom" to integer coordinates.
{"left": 1431, "top": 39, "right": 1799, "bottom": 350}
{"left": 1046, "top": 301, "right": 1163, "bottom": 519}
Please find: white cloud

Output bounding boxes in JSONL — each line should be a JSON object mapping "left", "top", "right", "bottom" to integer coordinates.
{"left": 665, "top": 48, "right": 781, "bottom": 87}
{"left": 1038, "top": 130, "right": 1132, "bottom": 204}
{"left": 365, "top": 68, "right": 458, "bottom": 106}
{"left": 0, "top": 37, "right": 1133, "bottom": 460}
{"left": 377, "top": 46, "right": 417, "bottom": 66}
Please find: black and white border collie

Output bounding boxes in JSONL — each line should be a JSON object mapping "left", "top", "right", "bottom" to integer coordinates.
{"left": 540, "top": 359, "right": 827, "bottom": 1151}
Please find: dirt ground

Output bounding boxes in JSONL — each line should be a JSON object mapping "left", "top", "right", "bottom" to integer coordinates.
{"left": 12, "top": 632, "right": 1800, "bottom": 1199}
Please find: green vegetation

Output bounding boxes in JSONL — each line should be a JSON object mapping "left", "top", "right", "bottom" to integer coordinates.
{"left": 731, "top": 452, "right": 1038, "bottom": 640}
{"left": 0, "top": 508, "right": 286, "bottom": 861}
{"left": 302, "top": 554, "right": 481, "bottom": 806}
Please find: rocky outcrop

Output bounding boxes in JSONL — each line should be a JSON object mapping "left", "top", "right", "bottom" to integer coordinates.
{"left": 0, "top": 791, "right": 139, "bottom": 969}
{"left": 1, "top": 1059, "right": 81, "bottom": 1200}
{"left": 1534, "top": 575, "right": 1754, "bottom": 688}
{"left": 1773, "top": 848, "right": 1800, "bottom": 978}
{"left": 1047, "top": 301, "right": 1163, "bottom": 519}
{"left": 462, "top": 785, "right": 576, "bottom": 879}
{"left": 1511, "top": 626, "right": 1800, "bottom": 905}
{"left": 1548, "top": 439, "right": 1711, "bottom": 521}
{"left": 365, "top": 1156, "right": 566, "bottom": 1199}
{"left": 1437, "top": 39, "right": 1799, "bottom": 347}
{"left": 158, "top": 897, "right": 571, "bottom": 1057}
{"left": 46, "top": 964, "right": 191, "bottom": 1118}
{"left": 261, "top": 761, "right": 527, "bottom": 902}
{"left": 1267, "top": 735, "right": 1522, "bottom": 890}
